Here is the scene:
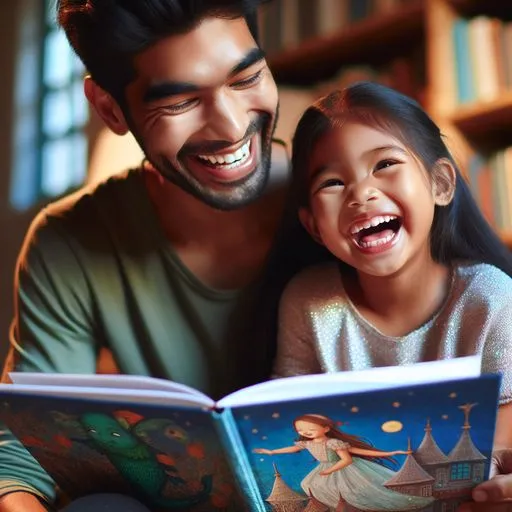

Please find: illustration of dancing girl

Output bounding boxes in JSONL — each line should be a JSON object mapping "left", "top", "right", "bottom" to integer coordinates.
{"left": 254, "top": 414, "right": 434, "bottom": 511}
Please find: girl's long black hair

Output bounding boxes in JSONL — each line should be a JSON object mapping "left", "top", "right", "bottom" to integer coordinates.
{"left": 254, "top": 81, "right": 512, "bottom": 372}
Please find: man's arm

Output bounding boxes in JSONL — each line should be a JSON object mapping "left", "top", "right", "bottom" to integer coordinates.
{"left": 0, "top": 492, "right": 48, "bottom": 512}
{"left": 0, "top": 213, "right": 98, "bottom": 509}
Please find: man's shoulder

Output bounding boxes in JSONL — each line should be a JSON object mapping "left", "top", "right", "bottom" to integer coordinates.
{"left": 21, "top": 169, "right": 141, "bottom": 261}
{"left": 42, "top": 169, "right": 138, "bottom": 224}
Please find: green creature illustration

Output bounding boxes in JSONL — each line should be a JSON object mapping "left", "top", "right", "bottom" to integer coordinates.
{"left": 78, "top": 412, "right": 212, "bottom": 509}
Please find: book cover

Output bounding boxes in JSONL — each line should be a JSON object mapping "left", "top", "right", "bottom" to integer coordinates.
{"left": 0, "top": 359, "right": 500, "bottom": 512}
{"left": 233, "top": 377, "right": 499, "bottom": 512}
{"left": 0, "top": 395, "right": 246, "bottom": 511}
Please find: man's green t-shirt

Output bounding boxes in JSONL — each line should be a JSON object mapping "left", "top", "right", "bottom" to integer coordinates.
{"left": 0, "top": 168, "right": 275, "bottom": 504}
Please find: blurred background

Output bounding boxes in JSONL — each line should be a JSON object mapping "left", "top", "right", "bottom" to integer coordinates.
{"left": 1, "top": 0, "right": 511, "bottom": 360}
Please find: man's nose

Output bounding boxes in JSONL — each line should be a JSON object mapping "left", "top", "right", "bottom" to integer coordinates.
{"left": 204, "top": 91, "right": 249, "bottom": 143}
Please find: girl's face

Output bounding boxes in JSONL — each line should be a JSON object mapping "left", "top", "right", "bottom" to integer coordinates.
{"left": 295, "top": 420, "right": 330, "bottom": 439}
{"left": 300, "top": 122, "right": 448, "bottom": 278}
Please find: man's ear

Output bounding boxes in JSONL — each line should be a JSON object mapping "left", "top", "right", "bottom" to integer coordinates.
{"left": 299, "top": 207, "right": 323, "bottom": 245}
{"left": 432, "top": 158, "right": 456, "bottom": 206}
{"left": 84, "top": 76, "right": 129, "bottom": 136}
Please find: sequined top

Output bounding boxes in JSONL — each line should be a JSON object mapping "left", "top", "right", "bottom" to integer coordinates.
{"left": 273, "top": 262, "right": 512, "bottom": 404}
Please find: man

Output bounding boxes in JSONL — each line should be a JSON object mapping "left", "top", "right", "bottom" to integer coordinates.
{"left": 1, "top": 1, "right": 511, "bottom": 511}
{"left": 0, "top": 1, "right": 286, "bottom": 510}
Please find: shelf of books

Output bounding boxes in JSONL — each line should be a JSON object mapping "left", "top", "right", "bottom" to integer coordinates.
{"left": 264, "top": 0, "right": 512, "bottom": 249}
{"left": 264, "top": 0, "right": 424, "bottom": 85}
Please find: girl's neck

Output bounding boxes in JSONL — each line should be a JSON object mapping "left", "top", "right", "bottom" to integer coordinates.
{"left": 345, "top": 256, "right": 452, "bottom": 338}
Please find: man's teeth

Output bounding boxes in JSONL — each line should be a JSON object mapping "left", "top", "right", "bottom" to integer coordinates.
{"left": 350, "top": 215, "right": 397, "bottom": 235}
{"left": 197, "top": 140, "right": 251, "bottom": 166}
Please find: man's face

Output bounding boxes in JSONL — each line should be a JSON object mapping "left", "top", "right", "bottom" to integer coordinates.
{"left": 124, "top": 17, "right": 279, "bottom": 210}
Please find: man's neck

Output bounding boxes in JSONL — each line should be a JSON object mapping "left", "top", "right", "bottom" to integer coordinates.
{"left": 143, "top": 144, "right": 289, "bottom": 289}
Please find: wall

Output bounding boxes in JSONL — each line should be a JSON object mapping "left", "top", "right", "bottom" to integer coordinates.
{"left": 0, "top": 3, "right": 38, "bottom": 360}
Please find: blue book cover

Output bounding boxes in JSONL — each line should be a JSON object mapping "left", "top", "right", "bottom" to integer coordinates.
{"left": 0, "top": 358, "right": 501, "bottom": 512}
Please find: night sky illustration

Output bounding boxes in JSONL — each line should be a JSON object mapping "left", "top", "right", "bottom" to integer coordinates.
{"left": 231, "top": 376, "right": 500, "bottom": 500}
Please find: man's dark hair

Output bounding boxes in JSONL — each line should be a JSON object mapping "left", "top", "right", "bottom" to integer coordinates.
{"left": 57, "top": 0, "right": 267, "bottom": 102}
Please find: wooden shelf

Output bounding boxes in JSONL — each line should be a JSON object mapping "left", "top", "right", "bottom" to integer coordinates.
{"left": 448, "top": 0, "right": 512, "bottom": 19}
{"left": 449, "top": 93, "right": 512, "bottom": 150}
{"left": 267, "top": 2, "right": 425, "bottom": 85}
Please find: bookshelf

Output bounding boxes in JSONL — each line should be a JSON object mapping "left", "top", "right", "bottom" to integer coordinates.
{"left": 268, "top": 3, "right": 425, "bottom": 84}
{"left": 264, "top": 0, "right": 512, "bottom": 248}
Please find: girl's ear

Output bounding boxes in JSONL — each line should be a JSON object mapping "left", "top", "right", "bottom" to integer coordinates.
{"left": 84, "top": 76, "right": 129, "bottom": 136}
{"left": 299, "top": 207, "right": 324, "bottom": 245}
{"left": 432, "top": 158, "right": 456, "bottom": 206}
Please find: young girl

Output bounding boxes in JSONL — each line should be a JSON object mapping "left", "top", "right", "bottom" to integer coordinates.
{"left": 254, "top": 413, "right": 434, "bottom": 511}
{"left": 263, "top": 82, "right": 512, "bottom": 507}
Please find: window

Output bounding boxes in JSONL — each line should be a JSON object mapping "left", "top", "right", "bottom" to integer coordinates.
{"left": 10, "top": 0, "right": 89, "bottom": 210}
{"left": 450, "top": 463, "right": 470, "bottom": 481}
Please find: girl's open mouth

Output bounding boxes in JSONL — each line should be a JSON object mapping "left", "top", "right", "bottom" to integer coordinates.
{"left": 351, "top": 216, "right": 402, "bottom": 250}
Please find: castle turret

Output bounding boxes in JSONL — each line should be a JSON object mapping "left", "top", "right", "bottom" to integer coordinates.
{"left": 415, "top": 419, "right": 450, "bottom": 487}
{"left": 446, "top": 404, "right": 487, "bottom": 489}
{"left": 266, "top": 463, "right": 307, "bottom": 512}
{"left": 384, "top": 439, "right": 434, "bottom": 497}
{"left": 415, "top": 419, "right": 449, "bottom": 466}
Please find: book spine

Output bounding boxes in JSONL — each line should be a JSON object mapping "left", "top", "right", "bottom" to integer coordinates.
{"left": 213, "top": 409, "right": 266, "bottom": 512}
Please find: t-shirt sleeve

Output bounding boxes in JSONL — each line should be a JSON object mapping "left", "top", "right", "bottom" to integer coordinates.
{"left": 1, "top": 212, "right": 98, "bottom": 504}
{"left": 482, "top": 303, "right": 512, "bottom": 405}
{"left": 6, "top": 213, "right": 98, "bottom": 375}
{"left": 272, "top": 273, "right": 322, "bottom": 378}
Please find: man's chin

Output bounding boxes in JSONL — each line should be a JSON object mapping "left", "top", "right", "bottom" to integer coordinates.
{"left": 188, "top": 169, "right": 269, "bottom": 211}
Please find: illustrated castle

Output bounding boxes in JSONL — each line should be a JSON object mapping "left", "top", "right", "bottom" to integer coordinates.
{"left": 265, "top": 403, "right": 487, "bottom": 512}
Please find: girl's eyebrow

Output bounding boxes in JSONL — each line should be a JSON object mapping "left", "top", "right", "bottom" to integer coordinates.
{"left": 363, "top": 144, "right": 407, "bottom": 157}
{"left": 308, "top": 144, "right": 407, "bottom": 181}
{"left": 309, "top": 165, "right": 329, "bottom": 182}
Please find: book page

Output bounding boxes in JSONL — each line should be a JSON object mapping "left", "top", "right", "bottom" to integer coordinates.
{"left": 9, "top": 372, "right": 211, "bottom": 401}
{"left": 0, "top": 383, "right": 215, "bottom": 409}
{"left": 218, "top": 356, "right": 482, "bottom": 409}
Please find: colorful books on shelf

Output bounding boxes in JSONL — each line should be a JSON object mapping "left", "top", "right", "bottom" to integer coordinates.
{"left": 468, "top": 148, "right": 512, "bottom": 231}
{"left": 0, "top": 356, "right": 500, "bottom": 512}
{"left": 452, "top": 15, "right": 512, "bottom": 105}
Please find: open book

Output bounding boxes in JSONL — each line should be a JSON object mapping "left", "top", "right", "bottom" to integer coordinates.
{"left": 0, "top": 356, "right": 500, "bottom": 512}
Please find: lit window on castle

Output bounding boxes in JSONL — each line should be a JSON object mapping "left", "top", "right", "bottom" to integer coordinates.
{"left": 450, "top": 463, "right": 470, "bottom": 480}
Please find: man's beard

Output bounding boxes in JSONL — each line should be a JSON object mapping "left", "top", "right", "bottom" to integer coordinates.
{"left": 145, "top": 112, "right": 276, "bottom": 211}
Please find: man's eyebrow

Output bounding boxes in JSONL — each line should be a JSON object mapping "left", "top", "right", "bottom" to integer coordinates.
{"left": 142, "top": 48, "right": 266, "bottom": 104}
{"left": 143, "top": 81, "right": 200, "bottom": 104}
{"left": 229, "top": 47, "right": 266, "bottom": 77}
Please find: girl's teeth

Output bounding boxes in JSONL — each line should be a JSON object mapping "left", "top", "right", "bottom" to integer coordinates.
{"left": 358, "top": 232, "right": 396, "bottom": 248}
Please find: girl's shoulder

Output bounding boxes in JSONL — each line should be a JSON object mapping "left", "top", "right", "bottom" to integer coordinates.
{"left": 455, "top": 262, "right": 512, "bottom": 301}
{"left": 280, "top": 262, "right": 348, "bottom": 307}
